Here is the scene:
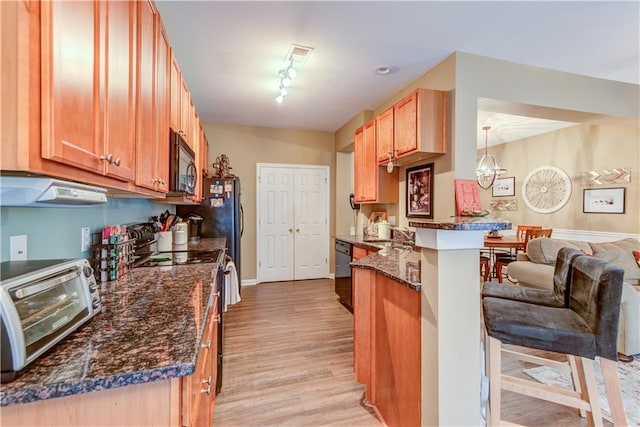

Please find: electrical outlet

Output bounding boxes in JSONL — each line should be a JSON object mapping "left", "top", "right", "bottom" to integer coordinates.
{"left": 10, "top": 235, "right": 27, "bottom": 261}
{"left": 81, "top": 227, "right": 91, "bottom": 252}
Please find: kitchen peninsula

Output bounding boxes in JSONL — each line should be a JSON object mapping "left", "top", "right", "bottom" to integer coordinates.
{"left": 0, "top": 239, "right": 226, "bottom": 426}
{"left": 348, "top": 216, "right": 510, "bottom": 427}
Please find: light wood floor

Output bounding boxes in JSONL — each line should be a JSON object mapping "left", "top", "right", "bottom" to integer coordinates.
{"left": 213, "top": 279, "right": 610, "bottom": 426}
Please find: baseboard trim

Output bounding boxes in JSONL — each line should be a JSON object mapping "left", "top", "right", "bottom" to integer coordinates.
{"left": 243, "top": 275, "right": 336, "bottom": 286}
{"left": 241, "top": 279, "right": 258, "bottom": 287}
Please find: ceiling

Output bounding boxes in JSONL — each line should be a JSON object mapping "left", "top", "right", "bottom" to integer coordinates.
{"left": 155, "top": 1, "right": 639, "bottom": 148}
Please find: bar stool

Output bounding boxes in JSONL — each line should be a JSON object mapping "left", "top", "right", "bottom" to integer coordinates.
{"left": 483, "top": 255, "right": 627, "bottom": 426}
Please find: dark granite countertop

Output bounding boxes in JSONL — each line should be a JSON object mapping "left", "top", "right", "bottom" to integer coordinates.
{"left": 334, "top": 234, "right": 392, "bottom": 251}
{"left": 351, "top": 249, "right": 422, "bottom": 292}
{"left": 334, "top": 235, "right": 422, "bottom": 292}
{"left": 0, "top": 238, "right": 226, "bottom": 407}
{"left": 409, "top": 216, "right": 512, "bottom": 231}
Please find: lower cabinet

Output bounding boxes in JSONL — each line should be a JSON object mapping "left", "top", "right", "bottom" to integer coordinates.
{"left": 182, "top": 293, "right": 220, "bottom": 426}
{"left": 0, "top": 295, "right": 220, "bottom": 427}
{"left": 353, "top": 269, "right": 421, "bottom": 427}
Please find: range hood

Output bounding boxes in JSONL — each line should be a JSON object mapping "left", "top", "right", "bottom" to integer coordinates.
{"left": 0, "top": 176, "right": 108, "bottom": 207}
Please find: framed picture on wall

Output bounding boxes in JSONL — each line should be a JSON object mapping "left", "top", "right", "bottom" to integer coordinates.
{"left": 492, "top": 177, "right": 515, "bottom": 197}
{"left": 406, "top": 163, "right": 434, "bottom": 218}
{"left": 583, "top": 187, "right": 626, "bottom": 214}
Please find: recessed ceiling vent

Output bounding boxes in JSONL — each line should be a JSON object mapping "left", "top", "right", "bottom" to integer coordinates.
{"left": 286, "top": 44, "right": 314, "bottom": 64}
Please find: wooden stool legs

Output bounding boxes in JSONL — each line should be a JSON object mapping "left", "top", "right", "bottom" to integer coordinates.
{"left": 485, "top": 336, "right": 628, "bottom": 427}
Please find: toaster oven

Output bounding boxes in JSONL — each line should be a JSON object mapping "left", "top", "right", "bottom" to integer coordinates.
{"left": 0, "top": 258, "right": 101, "bottom": 382}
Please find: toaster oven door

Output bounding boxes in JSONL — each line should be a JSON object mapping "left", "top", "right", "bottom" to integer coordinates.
{"left": 8, "top": 267, "right": 92, "bottom": 366}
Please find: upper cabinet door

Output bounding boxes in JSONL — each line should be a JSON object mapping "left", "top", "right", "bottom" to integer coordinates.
{"left": 394, "top": 91, "right": 418, "bottom": 156}
{"left": 154, "top": 18, "right": 170, "bottom": 192}
{"left": 169, "top": 50, "right": 181, "bottom": 132}
{"left": 361, "top": 120, "right": 377, "bottom": 201}
{"left": 104, "top": 0, "right": 136, "bottom": 182}
{"left": 135, "top": 0, "right": 157, "bottom": 191}
{"left": 40, "top": 0, "right": 103, "bottom": 173}
{"left": 376, "top": 107, "right": 394, "bottom": 163}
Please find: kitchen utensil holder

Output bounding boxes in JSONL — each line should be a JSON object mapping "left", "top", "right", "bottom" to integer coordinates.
{"left": 91, "top": 238, "right": 136, "bottom": 282}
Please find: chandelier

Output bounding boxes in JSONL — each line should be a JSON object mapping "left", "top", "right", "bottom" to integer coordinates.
{"left": 476, "top": 126, "right": 506, "bottom": 189}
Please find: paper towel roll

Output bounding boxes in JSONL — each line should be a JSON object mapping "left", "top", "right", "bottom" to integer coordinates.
{"left": 378, "top": 221, "right": 390, "bottom": 240}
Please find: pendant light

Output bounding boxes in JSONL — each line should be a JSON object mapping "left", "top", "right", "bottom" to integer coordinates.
{"left": 476, "top": 126, "right": 506, "bottom": 189}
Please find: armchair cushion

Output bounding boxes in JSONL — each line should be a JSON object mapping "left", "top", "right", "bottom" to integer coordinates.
{"left": 526, "top": 238, "right": 591, "bottom": 265}
{"left": 589, "top": 238, "right": 640, "bottom": 285}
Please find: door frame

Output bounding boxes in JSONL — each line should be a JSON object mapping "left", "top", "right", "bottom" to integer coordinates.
{"left": 256, "top": 163, "right": 330, "bottom": 284}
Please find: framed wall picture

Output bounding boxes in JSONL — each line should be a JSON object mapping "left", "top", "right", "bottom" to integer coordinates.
{"left": 492, "top": 176, "right": 515, "bottom": 197}
{"left": 583, "top": 187, "right": 626, "bottom": 214}
{"left": 406, "top": 163, "right": 434, "bottom": 218}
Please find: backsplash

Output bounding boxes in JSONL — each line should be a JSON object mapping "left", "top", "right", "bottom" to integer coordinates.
{"left": 0, "top": 198, "right": 174, "bottom": 262}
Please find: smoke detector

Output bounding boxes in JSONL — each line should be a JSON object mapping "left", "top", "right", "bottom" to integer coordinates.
{"left": 286, "top": 44, "right": 314, "bottom": 64}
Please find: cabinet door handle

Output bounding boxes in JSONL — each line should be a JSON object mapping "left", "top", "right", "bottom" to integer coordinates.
{"left": 100, "top": 154, "right": 113, "bottom": 163}
{"left": 213, "top": 314, "right": 221, "bottom": 323}
{"left": 112, "top": 157, "right": 121, "bottom": 167}
{"left": 201, "top": 340, "right": 211, "bottom": 349}
{"left": 202, "top": 376, "right": 212, "bottom": 385}
{"left": 295, "top": 228, "right": 300, "bottom": 232}
{"left": 288, "top": 228, "right": 293, "bottom": 232}
{"left": 200, "top": 385, "right": 211, "bottom": 395}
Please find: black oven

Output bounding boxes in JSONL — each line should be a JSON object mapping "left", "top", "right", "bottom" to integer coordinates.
{"left": 169, "top": 129, "right": 197, "bottom": 195}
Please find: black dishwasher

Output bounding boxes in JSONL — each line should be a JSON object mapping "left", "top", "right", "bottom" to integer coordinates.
{"left": 334, "top": 239, "right": 353, "bottom": 312}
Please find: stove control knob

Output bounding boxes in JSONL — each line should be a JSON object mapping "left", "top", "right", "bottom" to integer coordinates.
{"left": 89, "top": 283, "right": 98, "bottom": 293}
{"left": 92, "top": 298, "right": 100, "bottom": 310}
{"left": 83, "top": 266, "right": 94, "bottom": 278}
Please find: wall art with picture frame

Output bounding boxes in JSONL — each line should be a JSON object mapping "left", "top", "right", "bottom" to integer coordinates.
{"left": 406, "top": 162, "right": 434, "bottom": 218}
{"left": 583, "top": 187, "right": 626, "bottom": 214}
{"left": 492, "top": 176, "right": 515, "bottom": 197}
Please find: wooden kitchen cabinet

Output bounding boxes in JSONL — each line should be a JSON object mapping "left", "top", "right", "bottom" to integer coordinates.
{"left": 154, "top": 15, "right": 170, "bottom": 192}
{"left": 353, "top": 120, "right": 398, "bottom": 204}
{"left": 40, "top": 0, "right": 136, "bottom": 182}
{"left": 375, "top": 106, "right": 394, "bottom": 163}
{"left": 135, "top": 0, "right": 169, "bottom": 193}
{"left": 388, "top": 88, "right": 447, "bottom": 164}
{"left": 353, "top": 269, "right": 421, "bottom": 427}
{"left": 1, "top": 0, "right": 209, "bottom": 200}
{"left": 183, "top": 290, "right": 219, "bottom": 426}
{"left": 169, "top": 49, "right": 182, "bottom": 133}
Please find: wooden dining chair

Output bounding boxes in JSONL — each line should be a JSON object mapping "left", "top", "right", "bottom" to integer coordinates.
{"left": 494, "top": 225, "right": 542, "bottom": 283}
{"left": 523, "top": 227, "right": 553, "bottom": 249}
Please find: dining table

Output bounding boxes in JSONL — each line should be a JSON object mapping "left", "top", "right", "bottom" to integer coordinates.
{"left": 483, "top": 235, "right": 526, "bottom": 279}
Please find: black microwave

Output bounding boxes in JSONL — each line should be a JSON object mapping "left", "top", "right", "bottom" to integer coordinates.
{"left": 169, "top": 129, "right": 197, "bottom": 195}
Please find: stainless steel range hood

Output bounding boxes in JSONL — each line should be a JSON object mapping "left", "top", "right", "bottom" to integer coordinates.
{"left": 0, "top": 176, "right": 108, "bottom": 207}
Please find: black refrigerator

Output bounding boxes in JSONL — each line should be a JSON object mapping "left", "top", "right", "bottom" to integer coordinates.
{"left": 177, "top": 176, "right": 243, "bottom": 292}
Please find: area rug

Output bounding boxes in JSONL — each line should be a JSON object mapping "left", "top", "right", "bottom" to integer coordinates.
{"left": 523, "top": 357, "right": 639, "bottom": 425}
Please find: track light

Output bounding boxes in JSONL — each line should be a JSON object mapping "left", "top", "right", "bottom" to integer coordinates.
{"left": 275, "top": 61, "right": 300, "bottom": 103}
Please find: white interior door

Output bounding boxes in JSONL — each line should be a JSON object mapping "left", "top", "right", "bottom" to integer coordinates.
{"left": 258, "top": 166, "right": 295, "bottom": 282}
{"left": 257, "top": 164, "right": 329, "bottom": 283}
{"left": 294, "top": 168, "right": 328, "bottom": 280}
